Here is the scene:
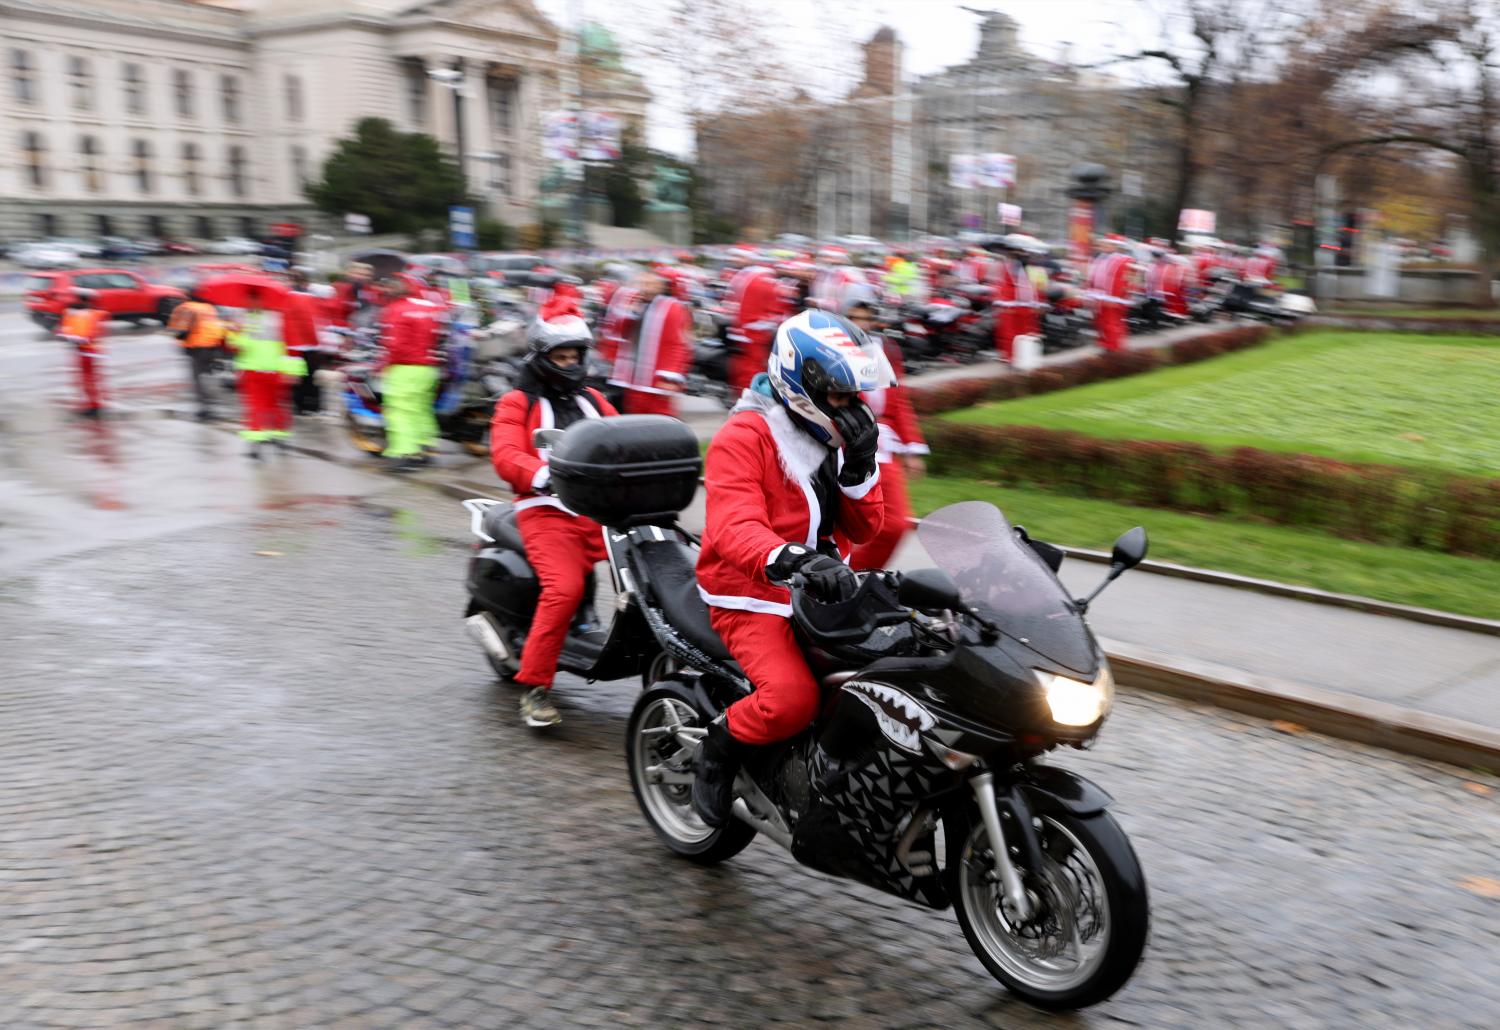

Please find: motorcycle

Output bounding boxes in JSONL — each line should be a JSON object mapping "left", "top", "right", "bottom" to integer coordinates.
{"left": 1039, "top": 286, "right": 1090, "bottom": 354}
{"left": 460, "top": 415, "right": 1151, "bottom": 1010}
{"left": 338, "top": 321, "right": 500, "bottom": 458}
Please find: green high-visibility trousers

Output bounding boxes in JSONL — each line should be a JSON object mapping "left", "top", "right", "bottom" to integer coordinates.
{"left": 382, "top": 363, "right": 440, "bottom": 458}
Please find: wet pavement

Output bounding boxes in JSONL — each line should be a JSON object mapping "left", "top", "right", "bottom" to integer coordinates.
{"left": 3, "top": 309, "right": 1500, "bottom": 1027}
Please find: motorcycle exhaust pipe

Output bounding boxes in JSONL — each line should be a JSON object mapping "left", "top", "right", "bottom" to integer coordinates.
{"left": 465, "top": 611, "right": 514, "bottom": 668}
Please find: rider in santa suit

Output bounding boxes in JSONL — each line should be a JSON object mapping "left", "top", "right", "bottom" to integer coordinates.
{"left": 691, "top": 309, "right": 889, "bottom": 828}
{"left": 810, "top": 246, "right": 866, "bottom": 313}
{"left": 489, "top": 316, "right": 619, "bottom": 729}
{"left": 1145, "top": 241, "right": 1191, "bottom": 318}
{"left": 992, "top": 235, "right": 1042, "bottom": 361}
{"left": 842, "top": 288, "right": 927, "bottom": 572}
{"left": 727, "top": 258, "right": 789, "bottom": 395}
{"left": 1087, "top": 234, "right": 1135, "bottom": 352}
{"left": 602, "top": 269, "right": 692, "bottom": 416}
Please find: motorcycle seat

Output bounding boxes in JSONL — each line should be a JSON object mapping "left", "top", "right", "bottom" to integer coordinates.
{"left": 480, "top": 504, "right": 527, "bottom": 556}
{"left": 633, "top": 538, "right": 733, "bottom": 663}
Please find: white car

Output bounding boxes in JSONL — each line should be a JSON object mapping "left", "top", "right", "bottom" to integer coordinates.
{"left": 13, "top": 244, "right": 81, "bottom": 269}
{"left": 208, "top": 236, "right": 263, "bottom": 256}
{"left": 46, "top": 237, "right": 103, "bottom": 259}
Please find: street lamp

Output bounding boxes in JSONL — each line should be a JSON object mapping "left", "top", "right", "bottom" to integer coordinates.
{"left": 427, "top": 64, "right": 467, "bottom": 194}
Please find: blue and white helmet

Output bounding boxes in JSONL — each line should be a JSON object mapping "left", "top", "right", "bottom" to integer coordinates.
{"left": 766, "top": 309, "right": 893, "bottom": 447}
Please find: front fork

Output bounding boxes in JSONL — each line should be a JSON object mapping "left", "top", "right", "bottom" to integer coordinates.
{"left": 970, "top": 772, "right": 1046, "bottom": 923}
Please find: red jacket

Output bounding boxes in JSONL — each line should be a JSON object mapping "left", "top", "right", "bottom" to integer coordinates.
{"left": 1087, "top": 253, "right": 1135, "bottom": 304}
{"left": 865, "top": 341, "right": 927, "bottom": 464}
{"left": 281, "top": 290, "right": 321, "bottom": 353}
{"left": 729, "top": 266, "right": 787, "bottom": 348}
{"left": 488, "top": 386, "right": 618, "bottom": 513}
{"left": 607, "top": 294, "right": 692, "bottom": 396}
{"left": 696, "top": 394, "right": 883, "bottom": 617}
{"left": 379, "top": 297, "right": 443, "bottom": 368}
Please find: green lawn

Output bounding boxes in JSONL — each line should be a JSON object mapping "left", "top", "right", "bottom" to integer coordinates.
{"left": 1326, "top": 308, "right": 1500, "bottom": 321}
{"left": 944, "top": 332, "right": 1500, "bottom": 475}
{"left": 909, "top": 476, "right": 1500, "bottom": 621}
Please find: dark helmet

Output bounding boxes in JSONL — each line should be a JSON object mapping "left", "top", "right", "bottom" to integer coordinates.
{"left": 524, "top": 315, "right": 593, "bottom": 391}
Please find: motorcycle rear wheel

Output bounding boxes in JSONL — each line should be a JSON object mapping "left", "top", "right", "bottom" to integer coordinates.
{"left": 948, "top": 806, "right": 1148, "bottom": 1010}
{"left": 626, "top": 683, "right": 756, "bottom": 865}
{"left": 344, "top": 409, "right": 386, "bottom": 454}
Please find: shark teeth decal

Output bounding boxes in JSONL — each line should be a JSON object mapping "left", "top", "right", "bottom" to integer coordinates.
{"left": 845, "top": 681, "right": 936, "bottom": 755}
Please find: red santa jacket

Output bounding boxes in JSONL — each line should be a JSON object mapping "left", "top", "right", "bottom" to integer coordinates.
{"left": 865, "top": 341, "right": 927, "bottom": 464}
{"left": 729, "top": 265, "right": 786, "bottom": 347}
{"left": 1087, "top": 253, "right": 1135, "bottom": 305}
{"left": 281, "top": 290, "right": 322, "bottom": 354}
{"left": 810, "top": 266, "right": 865, "bottom": 313}
{"left": 696, "top": 391, "right": 883, "bottom": 617}
{"left": 488, "top": 386, "right": 617, "bottom": 514}
{"left": 607, "top": 294, "right": 692, "bottom": 396}
{"left": 378, "top": 297, "right": 444, "bottom": 368}
{"left": 1147, "top": 258, "right": 1190, "bottom": 315}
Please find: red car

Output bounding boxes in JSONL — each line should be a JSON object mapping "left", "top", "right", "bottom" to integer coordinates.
{"left": 25, "top": 269, "right": 186, "bottom": 329}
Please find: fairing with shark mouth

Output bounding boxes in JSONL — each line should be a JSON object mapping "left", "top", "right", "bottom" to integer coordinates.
{"left": 843, "top": 680, "right": 936, "bottom": 754}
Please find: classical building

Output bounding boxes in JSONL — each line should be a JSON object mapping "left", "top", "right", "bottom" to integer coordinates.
{"left": 695, "top": 12, "right": 1166, "bottom": 242}
{"left": 0, "top": 0, "right": 649, "bottom": 241}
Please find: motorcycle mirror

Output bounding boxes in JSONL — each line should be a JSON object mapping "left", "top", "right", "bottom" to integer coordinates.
{"left": 1111, "top": 527, "right": 1148, "bottom": 571}
{"left": 532, "top": 428, "right": 564, "bottom": 449}
{"left": 898, "top": 568, "right": 963, "bottom": 611}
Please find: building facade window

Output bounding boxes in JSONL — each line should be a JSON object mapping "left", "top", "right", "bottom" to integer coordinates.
{"left": 12, "top": 49, "right": 36, "bottom": 105}
{"left": 285, "top": 74, "right": 304, "bottom": 121}
{"left": 405, "top": 60, "right": 427, "bottom": 125}
{"left": 95, "top": 214, "right": 113, "bottom": 237}
{"left": 21, "top": 131, "right": 47, "bottom": 188}
{"left": 221, "top": 75, "right": 241, "bottom": 124}
{"left": 291, "top": 145, "right": 310, "bottom": 190}
{"left": 80, "top": 135, "right": 102, "bottom": 192}
{"left": 488, "top": 77, "right": 515, "bottom": 134}
{"left": 182, "top": 142, "right": 202, "bottom": 196}
{"left": 174, "top": 68, "right": 194, "bottom": 118}
{"left": 227, "top": 145, "right": 247, "bottom": 198}
{"left": 194, "top": 215, "right": 214, "bottom": 239}
{"left": 486, "top": 153, "right": 511, "bottom": 197}
{"left": 68, "top": 55, "right": 94, "bottom": 111}
{"left": 123, "top": 63, "right": 146, "bottom": 115}
{"left": 132, "top": 139, "right": 154, "bottom": 192}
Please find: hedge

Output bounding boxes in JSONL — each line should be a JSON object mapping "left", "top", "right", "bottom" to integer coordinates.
{"left": 924, "top": 422, "right": 1500, "bottom": 560}
{"left": 909, "top": 325, "right": 1274, "bottom": 416}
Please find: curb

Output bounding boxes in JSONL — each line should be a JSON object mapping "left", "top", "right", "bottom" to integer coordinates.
{"left": 1104, "top": 639, "right": 1500, "bottom": 774}
{"left": 1058, "top": 546, "right": 1500, "bottom": 638}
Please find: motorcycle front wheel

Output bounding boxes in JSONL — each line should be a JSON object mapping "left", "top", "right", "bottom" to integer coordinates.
{"left": 948, "top": 807, "right": 1148, "bottom": 1010}
{"left": 626, "top": 683, "right": 756, "bottom": 865}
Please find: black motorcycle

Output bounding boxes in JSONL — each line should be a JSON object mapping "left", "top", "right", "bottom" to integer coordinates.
{"left": 461, "top": 416, "right": 1150, "bottom": 1010}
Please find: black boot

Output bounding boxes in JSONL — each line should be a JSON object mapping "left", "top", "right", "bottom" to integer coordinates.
{"left": 691, "top": 717, "right": 743, "bottom": 829}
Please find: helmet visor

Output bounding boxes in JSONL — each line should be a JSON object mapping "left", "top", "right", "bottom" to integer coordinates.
{"left": 790, "top": 320, "right": 895, "bottom": 394}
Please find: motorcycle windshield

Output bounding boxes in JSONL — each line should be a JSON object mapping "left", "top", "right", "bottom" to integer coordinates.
{"left": 917, "top": 501, "right": 1097, "bottom": 675}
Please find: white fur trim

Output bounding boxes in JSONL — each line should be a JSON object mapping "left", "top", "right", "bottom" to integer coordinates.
{"left": 531, "top": 466, "right": 550, "bottom": 490}
{"left": 839, "top": 464, "right": 881, "bottom": 500}
{"left": 698, "top": 584, "right": 793, "bottom": 618}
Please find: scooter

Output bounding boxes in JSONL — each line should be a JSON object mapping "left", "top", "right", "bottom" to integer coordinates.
{"left": 460, "top": 415, "right": 1151, "bottom": 1010}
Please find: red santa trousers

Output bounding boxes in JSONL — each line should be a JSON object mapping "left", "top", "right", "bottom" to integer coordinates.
{"left": 621, "top": 389, "right": 677, "bottom": 417}
{"left": 514, "top": 505, "right": 608, "bottom": 688}
{"left": 849, "top": 457, "right": 911, "bottom": 572}
{"left": 713, "top": 607, "right": 821, "bottom": 745}
{"left": 74, "top": 351, "right": 105, "bottom": 411}
{"left": 238, "top": 370, "right": 290, "bottom": 437}
{"left": 995, "top": 308, "right": 1018, "bottom": 362}
{"left": 1094, "top": 305, "right": 1126, "bottom": 352}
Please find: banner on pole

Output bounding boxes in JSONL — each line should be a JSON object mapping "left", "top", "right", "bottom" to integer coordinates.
{"left": 579, "top": 111, "right": 623, "bottom": 161}
{"left": 449, "top": 205, "right": 476, "bottom": 249}
{"left": 542, "top": 111, "right": 578, "bottom": 162}
{"left": 1068, "top": 201, "right": 1094, "bottom": 265}
{"left": 949, "top": 153, "right": 978, "bottom": 190}
{"left": 998, "top": 202, "right": 1023, "bottom": 227}
{"left": 977, "top": 153, "right": 1016, "bottom": 189}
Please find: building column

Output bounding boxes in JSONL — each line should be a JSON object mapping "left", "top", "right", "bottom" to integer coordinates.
{"left": 464, "top": 61, "right": 491, "bottom": 206}
{"left": 427, "top": 53, "right": 456, "bottom": 156}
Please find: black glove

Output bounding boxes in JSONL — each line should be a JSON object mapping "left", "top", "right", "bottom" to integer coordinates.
{"left": 766, "top": 544, "right": 857, "bottom": 601}
{"left": 834, "top": 403, "right": 879, "bottom": 487}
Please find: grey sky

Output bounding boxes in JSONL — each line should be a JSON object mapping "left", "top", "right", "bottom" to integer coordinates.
{"left": 533, "top": 0, "right": 1146, "bottom": 155}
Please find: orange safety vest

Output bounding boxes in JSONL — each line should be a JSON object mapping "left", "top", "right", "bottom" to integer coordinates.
{"left": 170, "top": 301, "right": 226, "bottom": 348}
{"left": 59, "top": 308, "right": 105, "bottom": 351}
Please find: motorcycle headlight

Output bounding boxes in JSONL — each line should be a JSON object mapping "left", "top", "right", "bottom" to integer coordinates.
{"left": 1037, "top": 666, "right": 1113, "bottom": 727}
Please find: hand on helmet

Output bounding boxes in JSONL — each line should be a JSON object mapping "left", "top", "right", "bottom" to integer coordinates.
{"left": 766, "top": 543, "right": 858, "bottom": 602}
{"left": 834, "top": 403, "right": 879, "bottom": 486}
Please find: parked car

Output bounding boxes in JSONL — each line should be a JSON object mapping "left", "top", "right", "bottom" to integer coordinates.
{"left": 25, "top": 269, "right": 186, "bottom": 329}
{"left": 206, "top": 236, "right": 262, "bottom": 255}
{"left": 408, "top": 253, "right": 470, "bottom": 277}
{"left": 161, "top": 239, "right": 198, "bottom": 255}
{"left": 469, "top": 252, "right": 545, "bottom": 277}
{"left": 46, "top": 237, "right": 104, "bottom": 259}
{"left": 13, "top": 244, "right": 82, "bottom": 270}
{"left": 99, "top": 236, "right": 149, "bottom": 260}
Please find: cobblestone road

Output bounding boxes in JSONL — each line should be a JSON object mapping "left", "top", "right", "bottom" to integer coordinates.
{"left": 3, "top": 483, "right": 1499, "bottom": 1028}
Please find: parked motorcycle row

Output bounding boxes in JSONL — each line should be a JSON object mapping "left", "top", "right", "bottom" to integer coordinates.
{"left": 460, "top": 412, "right": 1155, "bottom": 1010}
